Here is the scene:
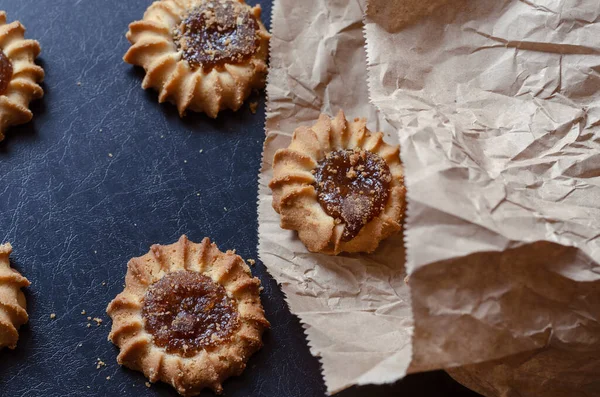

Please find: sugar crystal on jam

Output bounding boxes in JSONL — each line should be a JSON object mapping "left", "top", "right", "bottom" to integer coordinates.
{"left": 173, "top": 0, "right": 259, "bottom": 70}
{"left": 314, "top": 149, "right": 392, "bottom": 241}
{"left": 142, "top": 271, "right": 239, "bottom": 357}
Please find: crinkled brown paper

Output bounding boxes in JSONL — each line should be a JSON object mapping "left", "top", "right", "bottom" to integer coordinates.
{"left": 364, "top": 0, "right": 600, "bottom": 396}
{"left": 259, "top": 0, "right": 600, "bottom": 395}
{"left": 258, "top": 0, "right": 413, "bottom": 393}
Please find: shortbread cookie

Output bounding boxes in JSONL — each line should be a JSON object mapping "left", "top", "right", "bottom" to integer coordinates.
{"left": 107, "top": 235, "right": 269, "bottom": 396}
{"left": 270, "top": 110, "right": 406, "bottom": 254}
{"left": 0, "top": 12, "right": 44, "bottom": 142}
{"left": 124, "top": 0, "right": 270, "bottom": 118}
{"left": 0, "top": 243, "right": 30, "bottom": 350}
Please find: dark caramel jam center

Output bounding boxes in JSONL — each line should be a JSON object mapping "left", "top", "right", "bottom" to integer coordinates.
{"left": 142, "top": 271, "right": 239, "bottom": 357}
{"left": 173, "top": 0, "right": 259, "bottom": 70}
{"left": 0, "top": 50, "right": 13, "bottom": 95}
{"left": 314, "top": 149, "right": 392, "bottom": 241}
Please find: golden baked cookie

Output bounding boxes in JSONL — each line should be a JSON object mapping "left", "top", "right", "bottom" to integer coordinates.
{"left": 0, "top": 12, "right": 44, "bottom": 142}
{"left": 0, "top": 243, "right": 30, "bottom": 350}
{"left": 107, "top": 235, "right": 269, "bottom": 396}
{"left": 270, "top": 110, "right": 406, "bottom": 255}
{"left": 124, "top": 0, "right": 270, "bottom": 118}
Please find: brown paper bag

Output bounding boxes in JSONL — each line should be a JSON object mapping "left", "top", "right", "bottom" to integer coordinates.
{"left": 259, "top": 0, "right": 600, "bottom": 394}
{"left": 364, "top": 0, "right": 600, "bottom": 394}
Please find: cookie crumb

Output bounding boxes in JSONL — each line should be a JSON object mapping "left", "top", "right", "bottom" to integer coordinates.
{"left": 96, "top": 358, "right": 106, "bottom": 369}
{"left": 50, "top": 313, "right": 56, "bottom": 319}
{"left": 77, "top": 81, "right": 82, "bottom": 86}
{"left": 81, "top": 310, "right": 86, "bottom": 315}
{"left": 108, "top": 153, "right": 113, "bottom": 158}
{"left": 93, "top": 317, "right": 103, "bottom": 326}
{"left": 87, "top": 323, "right": 91, "bottom": 328}
{"left": 249, "top": 101, "right": 258, "bottom": 114}
{"left": 246, "top": 259, "right": 255, "bottom": 266}
{"left": 106, "top": 376, "right": 111, "bottom": 380}
{"left": 199, "top": 149, "right": 204, "bottom": 153}
{"left": 145, "top": 382, "right": 152, "bottom": 388}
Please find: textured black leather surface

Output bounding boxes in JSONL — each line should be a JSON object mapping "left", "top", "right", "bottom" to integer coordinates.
{"left": 0, "top": 1, "right": 483, "bottom": 396}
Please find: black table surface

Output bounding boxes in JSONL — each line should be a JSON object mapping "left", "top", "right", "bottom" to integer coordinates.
{"left": 0, "top": 1, "right": 483, "bottom": 396}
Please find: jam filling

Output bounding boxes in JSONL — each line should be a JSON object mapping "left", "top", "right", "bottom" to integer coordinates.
{"left": 0, "top": 50, "right": 12, "bottom": 95}
{"left": 173, "top": 0, "right": 260, "bottom": 70}
{"left": 142, "top": 271, "right": 239, "bottom": 357}
{"left": 314, "top": 149, "right": 392, "bottom": 241}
